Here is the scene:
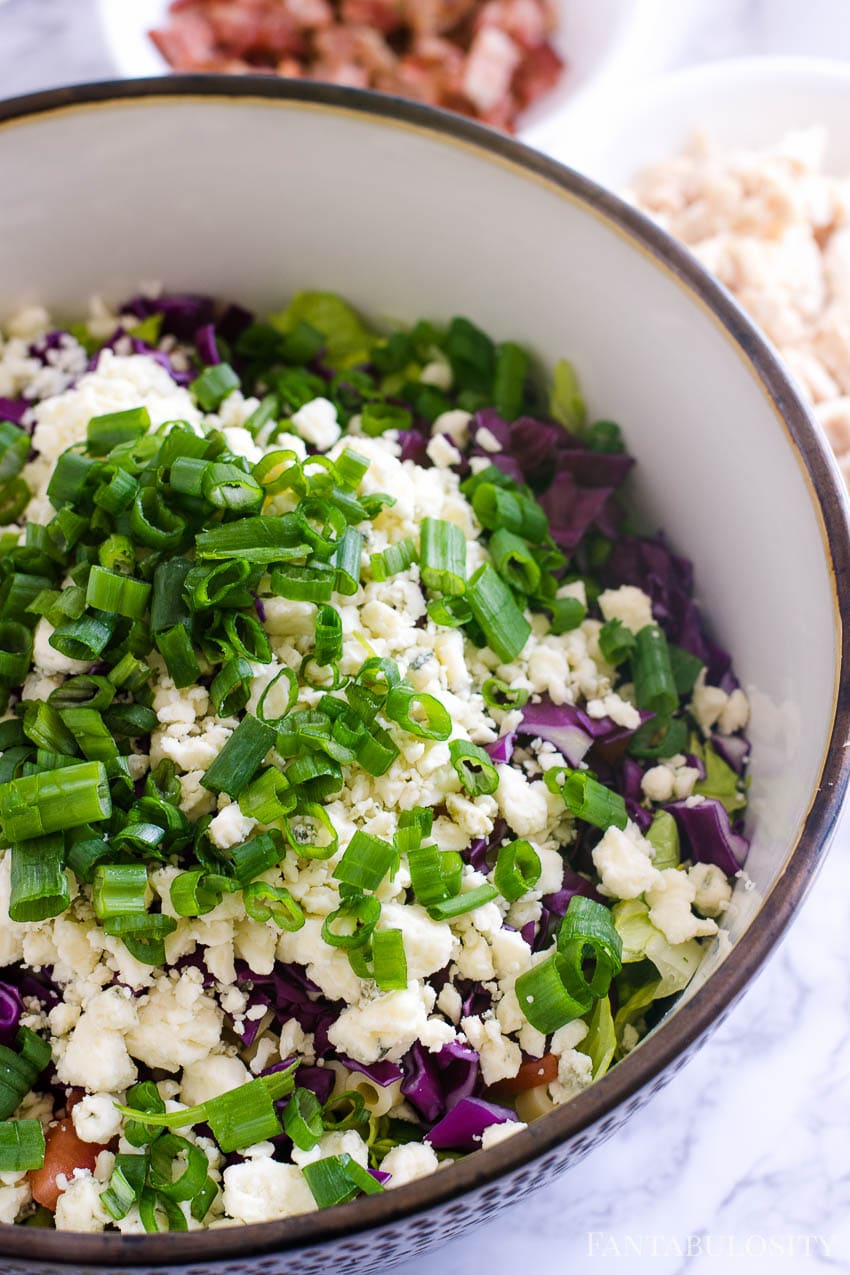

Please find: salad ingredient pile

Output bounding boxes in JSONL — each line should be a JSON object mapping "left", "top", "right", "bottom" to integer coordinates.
{"left": 631, "top": 125, "right": 850, "bottom": 487}
{"left": 149, "top": 0, "right": 564, "bottom": 131}
{"left": 0, "top": 287, "right": 748, "bottom": 1230}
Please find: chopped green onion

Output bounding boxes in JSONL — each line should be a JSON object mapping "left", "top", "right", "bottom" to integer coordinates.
{"left": 0, "top": 621, "right": 32, "bottom": 686}
{"left": 256, "top": 667, "right": 298, "bottom": 724}
{"left": 48, "top": 675, "right": 115, "bottom": 711}
{"left": 493, "top": 839, "right": 541, "bottom": 902}
{"left": 598, "top": 618, "right": 636, "bottom": 668}
{"left": 238, "top": 766, "right": 295, "bottom": 823}
{"left": 472, "top": 483, "right": 547, "bottom": 544}
{"left": 229, "top": 829, "right": 285, "bottom": 886}
{"left": 87, "top": 406, "right": 150, "bottom": 454}
{"left": 385, "top": 685, "right": 451, "bottom": 741}
{"left": 9, "top": 834, "right": 69, "bottom": 922}
{"left": 408, "top": 845, "right": 463, "bottom": 907}
{"left": 0, "top": 760, "right": 111, "bottom": 841}
{"left": 333, "top": 830, "right": 396, "bottom": 893}
{"left": 0, "top": 1119, "right": 46, "bottom": 1172}
{"left": 302, "top": 1153, "right": 384, "bottom": 1208}
{"left": 210, "top": 658, "right": 253, "bottom": 718}
{"left": 185, "top": 559, "right": 253, "bottom": 611}
{"left": 361, "top": 403, "right": 412, "bottom": 436}
{"left": 46, "top": 450, "right": 95, "bottom": 507}
{"left": 49, "top": 612, "right": 115, "bottom": 662}
{"left": 547, "top": 767, "right": 628, "bottom": 831}
{"left": 466, "top": 563, "right": 531, "bottom": 663}
{"left": 201, "top": 714, "right": 275, "bottom": 797}
{"left": 139, "top": 1187, "right": 187, "bottom": 1233}
{"left": 314, "top": 605, "right": 343, "bottom": 666}
{"left": 191, "top": 363, "right": 240, "bottom": 412}
{"left": 101, "top": 1152, "right": 149, "bottom": 1220}
{"left": 270, "top": 562, "right": 335, "bottom": 604}
{"left": 492, "top": 341, "right": 528, "bottom": 421}
{"left": 203, "top": 463, "right": 263, "bottom": 513}
{"left": 628, "top": 715, "right": 688, "bottom": 760}
{"left": 557, "top": 895, "right": 623, "bottom": 998}
{"left": 427, "top": 883, "right": 498, "bottom": 921}
{"left": 514, "top": 952, "right": 592, "bottom": 1033}
{"left": 370, "top": 927, "right": 408, "bottom": 991}
{"left": 448, "top": 739, "right": 499, "bottom": 796}
{"left": 489, "top": 528, "right": 540, "bottom": 595}
{"left": 370, "top": 538, "right": 416, "bottom": 583}
{"left": 0, "top": 1028, "right": 51, "bottom": 1121}
{"left": 668, "top": 645, "right": 705, "bottom": 697}
{"left": 130, "top": 487, "right": 187, "bottom": 551}
{"left": 283, "top": 803, "right": 339, "bottom": 860}
{"left": 322, "top": 893, "right": 381, "bottom": 949}
{"left": 148, "top": 1133, "right": 209, "bottom": 1202}
{"left": 334, "top": 448, "right": 370, "bottom": 491}
{"left": 195, "top": 515, "right": 301, "bottom": 563}
{"left": 320, "top": 1090, "right": 366, "bottom": 1132}
{"left": 633, "top": 624, "right": 678, "bottom": 717}
{"left": 170, "top": 868, "right": 226, "bottom": 918}
{"left": 446, "top": 316, "right": 495, "bottom": 395}
{"left": 481, "top": 677, "right": 529, "bottom": 711}
{"left": 420, "top": 518, "right": 466, "bottom": 596}
{"left": 332, "top": 526, "right": 363, "bottom": 595}
{"left": 58, "top": 707, "right": 118, "bottom": 762}
{"left": 283, "top": 1088, "right": 324, "bottom": 1152}
{"left": 243, "top": 882, "right": 304, "bottom": 931}
{"left": 92, "top": 863, "right": 148, "bottom": 920}
{"left": 102, "top": 913, "right": 177, "bottom": 966}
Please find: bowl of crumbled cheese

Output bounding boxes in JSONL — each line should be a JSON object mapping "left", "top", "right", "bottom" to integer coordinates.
{"left": 547, "top": 56, "right": 850, "bottom": 489}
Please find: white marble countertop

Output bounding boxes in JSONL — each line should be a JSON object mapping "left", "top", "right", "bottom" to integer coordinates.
{"left": 2, "top": 2, "right": 850, "bottom": 1272}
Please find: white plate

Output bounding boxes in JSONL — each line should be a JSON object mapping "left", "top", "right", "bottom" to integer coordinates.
{"left": 96, "top": 0, "right": 692, "bottom": 145}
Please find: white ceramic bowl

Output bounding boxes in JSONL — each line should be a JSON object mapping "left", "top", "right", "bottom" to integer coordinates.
{"left": 544, "top": 55, "right": 850, "bottom": 186}
{"left": 0, "top": 78, "right": 848, "bottom": 1274}
{"left": 96, "top": 0, "right": 692, "bottom": 144}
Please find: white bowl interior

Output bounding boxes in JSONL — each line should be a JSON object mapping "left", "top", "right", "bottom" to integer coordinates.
{"left": 0, "top": 94, "right": 840, "bottom": 982}
{"left": 551, "top": 56, "right": 850, "bottom": 187}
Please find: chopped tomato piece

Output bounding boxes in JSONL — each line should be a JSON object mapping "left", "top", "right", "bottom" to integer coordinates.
{"left": 28, "top": 1120, "right": 104, "bottom": 1212}
{"left": 489, "top": 1052, "right": 559, "bottom": 1096}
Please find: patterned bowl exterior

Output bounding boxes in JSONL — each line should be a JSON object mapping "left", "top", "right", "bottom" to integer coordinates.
{"left": 0, "top": 76, "right": 847, "bottom": 1275}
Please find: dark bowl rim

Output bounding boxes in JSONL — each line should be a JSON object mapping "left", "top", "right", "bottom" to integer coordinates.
{"left": 1, "top": 75, "right": 849, "bottom": 1268}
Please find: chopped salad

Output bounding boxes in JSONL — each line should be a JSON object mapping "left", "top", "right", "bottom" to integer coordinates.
{"left": 0, "top": 289, "right": 749, "bottom": 1231}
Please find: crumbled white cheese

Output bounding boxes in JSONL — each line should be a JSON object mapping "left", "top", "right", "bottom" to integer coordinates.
{"left": 381, "top": 1140, "right": 441, "bottom": 1186}
{"left": 598, "top": 586, "right": 654, "bottom": 634}
{"left": 290, "top": 396, "right": 341, "bottom": 451}
{"left": 222, "top": 1160, "right": 317, "bottom": 1224}
{"left": 592, "top": 823, "right": 662, "bottom": 900}
{"left": 72, "top": 1093, "right": 125, "bottom": 1145}
{"left": 645, "top": 868, "right": 718, "bottom": 945}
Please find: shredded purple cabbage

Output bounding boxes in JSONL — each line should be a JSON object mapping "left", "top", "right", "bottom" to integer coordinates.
{"left": 666, "top": 797, "right": 749, "bottom": 876}
{"left": 340, "top": 1057, "right": 403, "bottom": 1087}
{"left": 711, "top": 733, "right": 750, "bottom": 774}
{"left": 122, "top": 291, "right": 215, "bottom": 340}
{"left": 401, "top": 1039, "right": 480, "bottom": 1125}
{"left": 0, "top": 983, "right": 23, "bottom": 1047}
{"left": 425, "top": 1095, "right": 513, "bottom": 1151}
{"left": 485, "top": 734, "right": 514, "bottom": 765}
{"left": 0, "top": 397, "right": 29, "bottom": 426}
{"left": 195, "top": 323, "right": 221, "bottom": 367}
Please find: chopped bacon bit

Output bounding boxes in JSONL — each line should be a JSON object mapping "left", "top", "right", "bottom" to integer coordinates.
{"left": 512, "top": 41, "right": 564, "bottom": 111}
{"left": 149, "top": 0, "right": 564, "bottom": 131}
{"left": 462, "top": 26, "right": 521, "bottom": 114}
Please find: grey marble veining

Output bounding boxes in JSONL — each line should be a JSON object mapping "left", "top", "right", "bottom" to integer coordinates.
{"left": 2, "top": 2, "right": 850, "bottom": 1272}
